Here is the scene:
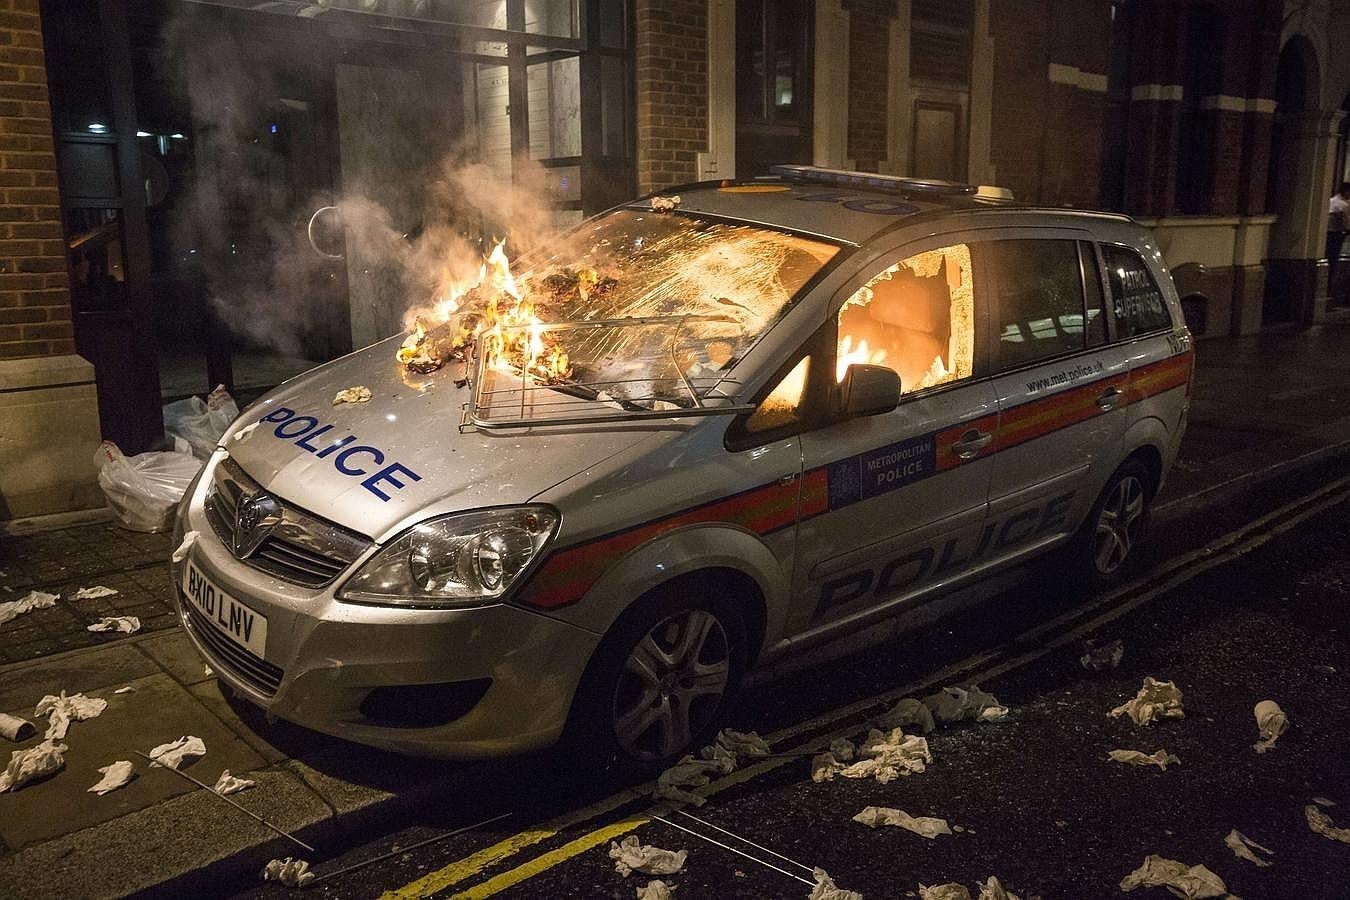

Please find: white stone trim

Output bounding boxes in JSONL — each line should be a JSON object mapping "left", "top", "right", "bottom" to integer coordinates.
{"left": 813, "top": 0, "right": 850, "bottom": 168}
{"left": 1131, "top": 83, "right": 1185, "bottom": 102}
{"left": 881, "top": 0, "right": 911, "bottom": 176}
{"left": 1200, "top": 94, "right": 1246, "bottom": 112}
{"left": 1047, "top": 63, "right": 1108, "bottom": 93}
{"left": 699, "top": 0, "right": 735, "bottom": 181}
{"left": 1247, "top": 98, "right": 1276, "bottom": 115}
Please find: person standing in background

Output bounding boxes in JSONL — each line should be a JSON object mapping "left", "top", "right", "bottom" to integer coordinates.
{"left": 1327, "top": 182, "right": 1350, "bottom": 298}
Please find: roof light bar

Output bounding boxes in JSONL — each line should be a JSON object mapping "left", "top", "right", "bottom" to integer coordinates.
{"left": 768, "top": 165, "right": 978, "bottom": 197}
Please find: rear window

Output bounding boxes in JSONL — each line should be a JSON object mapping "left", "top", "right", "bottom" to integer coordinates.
{"left": 1102, "top": 243, "right": 1172, "bottom": 338}
{"left": 987, "top": 238, "right": 1096, "bottom": 371}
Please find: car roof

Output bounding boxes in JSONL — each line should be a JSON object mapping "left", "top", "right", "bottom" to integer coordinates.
{"left": 627, "top": 165, "right": 1135, "bottom": 247}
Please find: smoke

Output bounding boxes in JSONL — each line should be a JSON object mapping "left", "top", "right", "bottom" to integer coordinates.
{"left": 157, "top": 9, "right": 569, "bottom": 360}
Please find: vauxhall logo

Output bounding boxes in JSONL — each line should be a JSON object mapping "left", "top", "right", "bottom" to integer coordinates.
{"left": 233, "top": 491, "right": 281, "bottom": 558}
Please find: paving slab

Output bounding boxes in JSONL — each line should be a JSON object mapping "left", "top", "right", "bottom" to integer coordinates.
{"left": 0, "top": 673, "right": 267, "bottom": 849}
{"left": 0, "top": 644, "right": 159, "bottom": 712}
{"left": 136, "top": 630, "right": 215, "bottom": 687}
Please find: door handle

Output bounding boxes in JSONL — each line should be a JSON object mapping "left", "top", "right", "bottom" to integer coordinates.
{"left": 1097, "top": 386, "right": 1124, "bottom": 410}
{"left": 952, "top": 429, "right": 993, "bottom": 460}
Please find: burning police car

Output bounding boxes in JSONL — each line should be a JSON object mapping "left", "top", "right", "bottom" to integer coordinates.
{"left": 171, "top": 166, "right": 1192, "bottom": 765}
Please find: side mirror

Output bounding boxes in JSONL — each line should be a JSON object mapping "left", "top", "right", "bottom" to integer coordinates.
{"left": 839, "top": 363, "right": 900, "bottom": 417}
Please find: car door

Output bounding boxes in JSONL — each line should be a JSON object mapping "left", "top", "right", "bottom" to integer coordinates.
{"left": 982, "top": 234, "right": 1133, "bottom": 561}
{"left": 787, "top": 238, "right": 998, "bottom": 634}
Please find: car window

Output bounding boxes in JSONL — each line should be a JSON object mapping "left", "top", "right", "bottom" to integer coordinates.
{"left": 1081, "top": 242, "right": 1108, "bottom": 348}
{"left": 987, "top": 238, "right": 1091, "bottom": 371}
{"left": 835, "top": 243, "right": 975, "bottom": 395}
{"left": 745, "top": 355, "right": 811, "bottom": 433}
{"left": 1102, "top": 243, "right": 1172, "bottom": 338}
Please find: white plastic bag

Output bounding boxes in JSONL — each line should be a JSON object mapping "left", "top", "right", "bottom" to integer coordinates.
{"left": 163, "top": 385, "right": 239, "bottom": 460}
{"left": 95, "top": 441, "right": 203, "bottom": 532}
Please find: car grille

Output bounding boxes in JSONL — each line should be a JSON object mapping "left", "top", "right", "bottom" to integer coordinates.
{"left": 203, "top": 457, "right": 371, "bottom": 588}
{"left": 183, "top": 601, "right": 285, "bottom": 697}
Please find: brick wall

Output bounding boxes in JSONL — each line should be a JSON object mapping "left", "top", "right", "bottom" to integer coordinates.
{"left": 635, "top": 0, "right": 708, "bottom": 194}
{"left": 846, "top": 0, "right": 889, "bottom": 172}
{"left": 0, "top": 0, "right": 69, "bottom": 361}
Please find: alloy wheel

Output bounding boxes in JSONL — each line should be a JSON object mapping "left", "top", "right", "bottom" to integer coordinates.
{"left": 612, "top": 608, "right": 731, "bottom": 761}
{"left": 1093, "top": 473, "right": 1146, "bottom": 575}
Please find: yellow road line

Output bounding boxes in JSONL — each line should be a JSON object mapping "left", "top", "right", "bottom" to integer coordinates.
{"left": 449, "top": 816, "right": 649, "bottom": 900}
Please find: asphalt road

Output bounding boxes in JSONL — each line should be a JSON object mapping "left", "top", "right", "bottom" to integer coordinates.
{"left": 219, "top": 461, "right": 1350, "bottom": 900}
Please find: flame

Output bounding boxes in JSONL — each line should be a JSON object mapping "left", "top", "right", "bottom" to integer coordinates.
{"left": 836, "top": 335, "right": 887, "bottom": 381}
{"left": 398, "top": 239, "right": 573, "bottom": 383}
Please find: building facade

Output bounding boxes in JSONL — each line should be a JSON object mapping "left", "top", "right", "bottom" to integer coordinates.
{"left": 4, "top": 0, "right": 1350, "bottom": 522}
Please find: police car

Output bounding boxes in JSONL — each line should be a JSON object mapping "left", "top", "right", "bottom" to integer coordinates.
{"left": 171, "top": 165, "right": 1192, "bottom": 766}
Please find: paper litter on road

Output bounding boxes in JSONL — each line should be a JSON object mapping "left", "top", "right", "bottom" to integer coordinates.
{"left": 809, "top": 867, "right": 862, "bottom": 900}
{"left": 1119, "top": 854, "right": 1229, "bottom": 899}
{"left": 636, "top": 879, "right": 674, "bottom": 900}
{"left": 1109, "top": 677, "right": 1184, "bottom": 726}
{"left": 923, "top": 685, "right": 1009, "bottom": 724}
{"left": 1108, "top": 748, "right": 1181, "bottom": 770}
{"left": 1081, "top": 637, "right": 1125, "bottom": 672}
{"left": 0, "top": 713, "right": 35, "bottom": 742}
{"left": 86, "top": 615, "right": 141, "bottom": 634}
{"left": 72, "top": 585, "right": 119, "bottom": 600}
{"left": 815, "top": 727, "right": 931, "bottom": 784}
{"left": 852, "top": 805, "right": 952, "bottom": 839}
{"left": 88, "top": 760, "right": 136, "bottom": 795}
{"left": 261, "top": 857, "right": 316, "bottom": 888}
{"left": 35, "top": 691, "right": 108, "bottom": 740}
{"left": 213, "top": 769, "right": 256, "bottom": 795}
{"left": 147, "top": 735, "right": 206, "bottom": 770}
{"left": 608, "top": 835, "right": 687, "bottom": 877}
{"left": 1224, "top": 829, "right": 1273, "bottom": 866}
{"left": 0, "top": 741, "right": 68, "bottom": 793}
{"left": 0, "top": 590, "right": 58, "bottom": 625}
{"left": 332, "top": 385, "right": 373, "bottom": 405}
{"left": 113, "top": 686, "right": 135, "bottom": 694}
{"left": 1306, "top": 804, "right": 1350, "bottom": 843}
{"left": 172, "top": 531, "right": 199, "bottom": 562}
{"left": 1252, "top": 700, "right": 1288, "bottom": 753}
{"left": 919, "top": 877, "right": 1022, "bottom": 900}
{"left": 875, "top": 697, "right": 935, "bottom": 733}
{"left": 654, "top": 729, "right": 773, "bottom": 805}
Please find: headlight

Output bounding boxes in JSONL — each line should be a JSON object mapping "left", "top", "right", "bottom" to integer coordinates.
{"left": 338, "top": 506, "right": 559, "bottom": 608}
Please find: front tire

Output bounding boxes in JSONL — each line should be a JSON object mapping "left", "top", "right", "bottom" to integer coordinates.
{"left": 1070, "top": 457, "right": 1154, "bottom": 588}
{"left": 562, "top": 578, "right": 747, "bottom": 776}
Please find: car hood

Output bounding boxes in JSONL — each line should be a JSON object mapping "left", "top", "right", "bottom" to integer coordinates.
{"left": 221, "top": 336, "right": 657, "bottom": 541}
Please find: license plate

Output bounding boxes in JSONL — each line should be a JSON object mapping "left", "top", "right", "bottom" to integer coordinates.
{"left": 180, "top": 560, "right": 268, "bottom": 658}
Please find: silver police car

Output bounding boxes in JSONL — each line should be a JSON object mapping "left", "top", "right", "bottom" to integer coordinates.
{"left": 171, "top": 166, "right": 1192, "bottom": 765}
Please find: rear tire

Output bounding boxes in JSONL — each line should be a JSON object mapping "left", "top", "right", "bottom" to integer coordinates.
{"left": 1069, "top": 457, "right": 1155, "bottom": 589}
{"left": 560, "top": 577, "right": 747, "bottom": 779}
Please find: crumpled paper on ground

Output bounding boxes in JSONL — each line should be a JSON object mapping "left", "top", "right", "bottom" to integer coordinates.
{"left": 0, "top": 713, "right": 35, "bottom": 742}
{"left": 213, "top": 769, "right": 255, "bottom": 795}
{"left": 875, "top": 697, "right": 935, "bottom": 733}
{"left": 1110, "top": 677, "right": 1184, "bottom": 726}
{"left": 88, "top": 760, "right": 136, "bottom": 795}
{"left": 0, "top": 741, "right": 68, "bottom": 792}
{"left": 920, "top": 877, "right": 1021, "bottom": 900}
{"left": 35, "top": 691, "right": 108, "bottom": 740}
{"left": 172, "top": 531, "right": 199, "bottom": 563}
{"left": 332, "top": 385, "right": 372, "bottom": 405}
{"left": 1081, "top": 637, "right": 1125, "bottom": 672}
{"left": 1119, "top": 854, "right": 1229, "bottom": 898}
{"left": 86, "top": 616, "right": 141, "bottom": 634}
{"left": 608, "top": 835, "right": 687, "bottom": 877}
{"left": 852, "top": 805, "right": 952, "bottom": 839}
{"left": 73, "top": 586, "right": 119, "bottom": 600}
{"left": 809, "top": 867, "right": 862, "bottom": 900}
{"left": 651, "top": 195, "right": 682, "bottom": 212}
{"left": 1252, "top": 700, "right": 1288, "bottom": 753}
{"left": 654, "top": 729, "right": 772, "bottom": 806}
{"left": 261, "top": 857, "right": 316, "bottom": 888}
{"left": 923, "top": 685, "right": 1009, "bottom": 724}
{"left": 1306, "top": 804, "right": 1350, "bottom": 843}
{"left": 1108, "top": 748, "right": 1181, "bottom": 771}
{"left": 148, "top": 735, "right": 206, "bottom": 770}
{"left": 636, "top": 879, "right": 674, "bottom": 900}
{"left": 1224, "top": 829, "right": 1273, "bottom": 866}
{"left": 813, "top": 728, "right": 931, "bottom": 784}
{"left": 0, "top": 590, "right": 57, "bottom": 625}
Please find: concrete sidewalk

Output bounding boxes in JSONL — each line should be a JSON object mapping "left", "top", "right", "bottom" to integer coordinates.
{"left": 1, "top": 319, "right": 1348, "bottom": 898}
